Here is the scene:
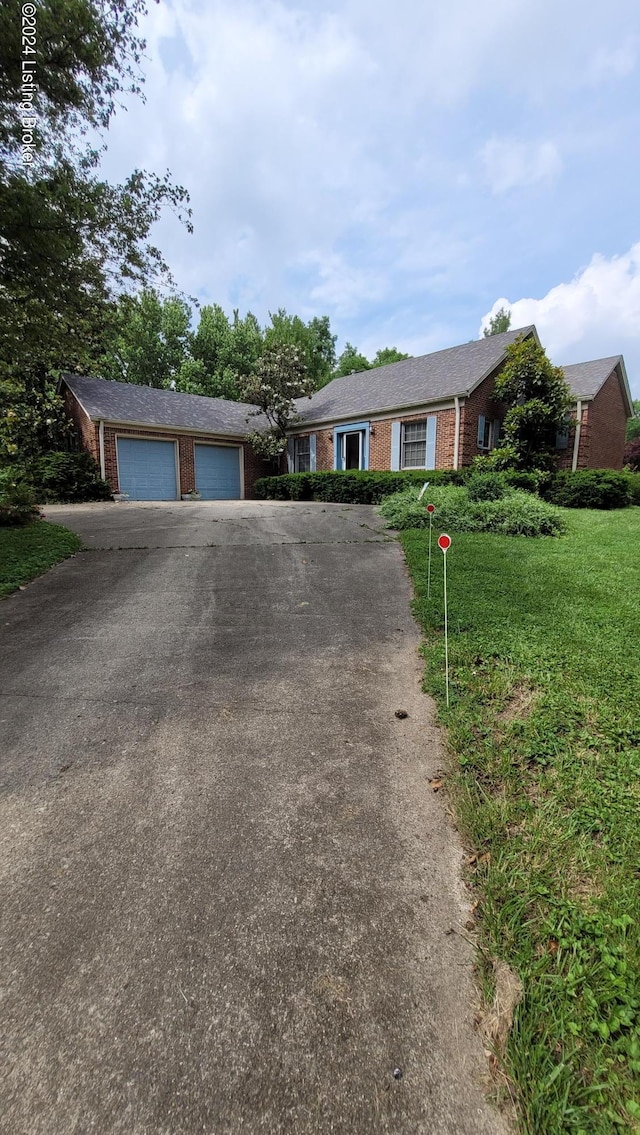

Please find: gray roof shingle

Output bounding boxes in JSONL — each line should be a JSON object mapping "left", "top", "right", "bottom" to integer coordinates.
{"left": 294, "top": 326, "right": 536, "bottom": 426}
{"left": 63, "top": 374, "right": 266, "bottom": 436}
{"left": 561, "top": 357, "right": 622, "bottom": 398}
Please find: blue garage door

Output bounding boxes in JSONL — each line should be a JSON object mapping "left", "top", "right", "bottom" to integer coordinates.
{"left": 195, "top": 444, "right": 241, "bottom": 499}
{"left": 117, "top": 438, "right": 177, "bottom": 501}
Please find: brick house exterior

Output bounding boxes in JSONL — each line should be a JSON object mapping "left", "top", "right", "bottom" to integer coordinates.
{"left": 285, "top": 335, "right": 633, "bottom": 476}
{"left": 62, "top": 330, "right": 632, "bottom": 499}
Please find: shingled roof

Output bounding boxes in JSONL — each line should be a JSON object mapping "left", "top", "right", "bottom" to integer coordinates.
{"left": 63, "top": 374, "right": 267, "bottom": 436}
{"left": 294, "top": 326, "right": 537, "bottom": 426}
{"left": 562, "top": 356, "right": 633, "bottom": 415}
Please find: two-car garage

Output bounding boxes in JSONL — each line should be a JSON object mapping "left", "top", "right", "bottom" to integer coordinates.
{"left": 62, "top": 374, "right": 267, "bottom": 499}
{"left": 116, "top": 437, "right": 242, "bottom": 501}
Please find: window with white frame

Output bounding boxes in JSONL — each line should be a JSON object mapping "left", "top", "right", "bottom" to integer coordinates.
{"left": 402, "top": 421, "right": 427, "bottom": 467}
{"left": 294, "top": 435, "right": 311, "bottom": 472}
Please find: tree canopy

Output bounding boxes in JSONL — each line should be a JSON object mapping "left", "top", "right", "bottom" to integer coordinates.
{"left": 96, "top": 292, "right": 413, "bottom": 407}
{"left": 0, "top": 0, "right": 191, "bottom": 462}
{"left": 334, "top": 342, "right": 410, "bottom": 378}
{"left": 239, "top": 344, "right": 315, "bottom": 459}
{"left": 625, "top": 400, "right": 640, "bottom": 441}
{"left": 493, "top": 337, "right": 572, "bottom": 471}
{"left": 483, "top": 308, "right": 512, "bottom": 337}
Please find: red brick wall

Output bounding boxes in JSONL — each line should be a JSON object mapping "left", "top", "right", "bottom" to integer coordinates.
{"left": 64, "top": 389, "right": 99, "bottom": 461}
{"left": 583, "top": 369, "right": 628, "bottom": 469}
{"left": 243, "top": 446, "right": 274, "bottom": 496}
{"left": 295, "top": 408, "right": 458, "bottom": 472}
{"left": 555, "top": 403, "right": 588, "bottom": 470}
{"left": 369, "top": 421, "right": 392, "bottom": 469}
{"left": 316, "top": 429, "right": 334, "bottom": 470}
{"left": 458, "top": 374, "right": 507, "bottom": 467}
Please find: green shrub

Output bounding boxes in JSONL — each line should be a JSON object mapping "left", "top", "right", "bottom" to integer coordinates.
{"left": 466, "top": 472, "right": 508, "bottom": 501}
{"left": 379, "top": 485, "right": 473, "bottom": 531}
{"left": 379, "top": 485, "right": 565, "bottom": 537}
{"left": 624, "top": 472, "right": 640, "bottom": 505}
{"left": 503, "top": 469, "right": 548, "bottom": 494}
{"left": 254, "top": 469, "right": 467, "bottom": 503}
{"left": 28, "top": 452, "right": 112, "bottom": 503}
{"left": 545, "top": 469, "right": 632, "bottom": 510}
{"left": 470, "top": 491, "right": 566, "bottom": 536}
{"left": 0, "top": 483, "right": 41, "bottom": 527}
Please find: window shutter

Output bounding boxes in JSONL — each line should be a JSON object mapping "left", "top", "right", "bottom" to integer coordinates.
{"left": 493, "top": 419, "right": 501, "bottom": 448}
{"left": 286, "top": 438, "right": 294, "bottom": 473}
{"left": 309, "top": 433, "right": 317, "bottom": 471}
{"left": 390, "top": 421, "right": 401, "bottom": 471}
{"left": 477, "top": 415, "right": 486, "bottom": 447}
{"left": 426, "top": 415, "right": 437, "bottom": 469}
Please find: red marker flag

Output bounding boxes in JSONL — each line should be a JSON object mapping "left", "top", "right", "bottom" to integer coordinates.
{"left": 438, "top": 533, "right": 451, "bottom": 552}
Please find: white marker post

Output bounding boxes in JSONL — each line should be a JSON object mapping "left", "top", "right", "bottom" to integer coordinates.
{"left": 426, "top": 503, "right": 435, "bottom": 598}
{"left": 418, "top": 482, "right": 429, "bottom": 501}
{"left": 438, "top": 534, "right": 452, "bottom": 707}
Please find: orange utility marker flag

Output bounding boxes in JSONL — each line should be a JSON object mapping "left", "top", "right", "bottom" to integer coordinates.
{"left": 438, "top": 533, "right": 452, "bottom": 707}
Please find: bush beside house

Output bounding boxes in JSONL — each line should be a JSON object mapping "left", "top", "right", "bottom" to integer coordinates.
{"left": 544, "top": 469, "right": 632, "bottom": 510}
{"left": 254, "top": 469, "right": 467, "bottom": 503}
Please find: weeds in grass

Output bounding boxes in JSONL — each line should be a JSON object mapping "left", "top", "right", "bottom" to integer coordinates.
{"left": 401, "top": 510, "right": 640, "bottom": 1134}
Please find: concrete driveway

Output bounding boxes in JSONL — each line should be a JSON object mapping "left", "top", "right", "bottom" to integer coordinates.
{"left": 0, "top": 501, "right": 504, "bottom": 1134}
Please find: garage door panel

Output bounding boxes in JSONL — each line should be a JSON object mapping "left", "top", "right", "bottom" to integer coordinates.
{"left": 195, "top": 444, "right": 241, "bottom": 500}
{"left": 117, "top": 438, "right": 177, "bottom": 501}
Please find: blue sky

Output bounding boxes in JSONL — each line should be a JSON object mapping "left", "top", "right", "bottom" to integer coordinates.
{"left": 100, "top": 0, "right": 640, "bottom": 398}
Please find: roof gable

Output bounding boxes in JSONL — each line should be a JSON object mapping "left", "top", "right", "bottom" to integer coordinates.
{"left": 295, "top": 326, "right": 536, "bottom": 425}
{"left": 561, "top": 356, "right": 633, "bottom": 416}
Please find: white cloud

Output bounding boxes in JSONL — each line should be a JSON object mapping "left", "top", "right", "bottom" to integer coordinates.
{"left": 95, "top": 0, "right": 640, "bottom": 368}
{"left": 589, "top": 39, "right": 637, "bottom": 81}
{"left": 480, "top": 243, "right": 640, "bottom": 396}
{"left": 480, "top": 138, "right": 562, "bottom": 194}
{"left": 305, "top": 253, "right": 388, "bottom": 316}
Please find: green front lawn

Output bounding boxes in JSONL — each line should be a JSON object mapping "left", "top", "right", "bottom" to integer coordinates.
{"left": 0, "top": 521, "right": 82, "bottom": 598}
{"left": 401, "top": 509, "right": 640, "bottom": 1134}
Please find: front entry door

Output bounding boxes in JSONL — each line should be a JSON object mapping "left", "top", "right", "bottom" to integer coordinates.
{"left": 343, "top": 431, "right": 362, "bottom": 470}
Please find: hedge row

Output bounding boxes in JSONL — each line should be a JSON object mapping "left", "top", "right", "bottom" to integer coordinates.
{"left": 542, "top": 469, "right": 633, "bottom": 510}
{"left": 253, "top": 469, "right": 467, "bottom": 503}
{"left": 255, "top": 467, "right": 639, "bottom": 509}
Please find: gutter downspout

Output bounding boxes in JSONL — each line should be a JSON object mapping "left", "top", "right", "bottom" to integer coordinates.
{"left": 453, "top": 397, "right": 461, "bottom": 470}
{"left": 571, "top": 400, "right": 582, "bottom": 472}
{"left": 98, "top": 420, "right": 106, "bottom": 481}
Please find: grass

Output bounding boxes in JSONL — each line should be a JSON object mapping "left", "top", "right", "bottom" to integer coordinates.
{"left": 0, "top": 520, "right": 82, "bottom": 597}
{"left": 400, "top": 509, "right": 640, "bottom": 1134}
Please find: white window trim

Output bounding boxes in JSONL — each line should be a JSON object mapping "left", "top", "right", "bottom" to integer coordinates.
{"left": 400, "top": 416, "right": 437, "bottom": 470}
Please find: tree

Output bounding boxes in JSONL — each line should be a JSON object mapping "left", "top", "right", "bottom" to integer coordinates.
{"left": 484, "top": 308, "right": 512, "bottom": 337}
{"left": 371, "top": 347, "right": 410, "bottom": 367}
{"left": 264, "top": 309, "right": 336, "bottom": 389}
{"left": 334, "top": 343, "right": 371, "bottom": 377}
{"left": 626, "top": 400, "right": 640, "bottom": 441}
{"left": 101, "top": 290, "right": 191, "bottom": 388}
{"left": 0, "top": 0, "right": 190, "bottom": 463}
{"left": 623, "top": 436, "right": 640, "bottom": 471}
{"left": 493, "top": 337, "right": 572, "bottom": 471}
{"left": 239, "top": 344, "right": 315, "bottom": 459}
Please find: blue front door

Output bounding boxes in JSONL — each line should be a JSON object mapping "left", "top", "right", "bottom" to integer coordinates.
{"left": 194, "top": 444, "right": 241, "bottom": 499}
{"left": 117, "top": 438, "right": 178, "bottom": 500}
